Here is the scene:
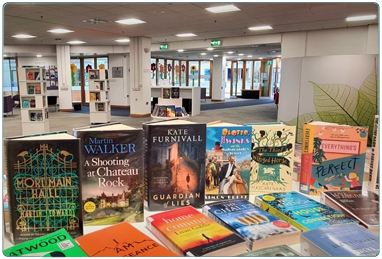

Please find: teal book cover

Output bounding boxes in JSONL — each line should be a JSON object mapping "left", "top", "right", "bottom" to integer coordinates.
{"left": 255, "top": 191, "right": 357, "bottom": 231}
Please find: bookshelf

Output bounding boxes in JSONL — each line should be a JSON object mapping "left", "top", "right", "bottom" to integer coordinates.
{"left": 18, "top": 67, "right": 50, "bottom": 135}
{"left": 88, "top": 69, "right": 111, "bottom": 124}
{"left": 151, "top": 87, "right": 189, "bottom": 120}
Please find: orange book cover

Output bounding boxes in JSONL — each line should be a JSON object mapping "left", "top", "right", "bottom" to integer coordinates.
{"left": 146, "top": 206, "right": 246, "bottom": 256}
{"left": 75, "top": 222, "right": 178, "bottom": 257}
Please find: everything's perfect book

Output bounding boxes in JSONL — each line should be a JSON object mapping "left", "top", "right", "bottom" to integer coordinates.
{"left": 299, "top": 121, "right": 368, "bottom": 195}
{"left": 246, "top": 123, "right": 296, "bottom": 196}
{"left": 4, "top": 132, "right": 83, "bottom": 244}
{"left": 143, "top": 119, "right": 206, "bottom": 211}
{"left": 75, "top": 222, "right": 178, "bottom": 257}
{"left": 205, "top": 121, "right": 252, "bottom": 200}
{"left": 254, "top": 191, "right": 358, "bottom": 231}
{"left": 202, "top": 199, "right": 300, "bottom": 251}
{"left": 73, "top": 123, "right": 144, "bottom": 226}
{"left": 146, "top": 206, "right": 246, "bottom": 256}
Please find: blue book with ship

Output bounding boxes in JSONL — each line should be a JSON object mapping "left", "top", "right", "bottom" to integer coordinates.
{"left": 254, "top": 191, "right": 358, "bottom": 231}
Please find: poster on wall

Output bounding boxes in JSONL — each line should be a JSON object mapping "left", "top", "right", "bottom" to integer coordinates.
{"left": 46, "top": 65, "right": 58, "bottom": 90}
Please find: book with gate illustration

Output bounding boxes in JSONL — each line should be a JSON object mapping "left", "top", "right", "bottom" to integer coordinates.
{"left": 75, "top": 222, "right": 178, "bottom": 257}
{"left": 202, "top": 199, "right": 300, "bottom": 251}
{"left": 4, "top": 131, "right": 83, "bottom": 244}
{"left": 238, "top": 245, "right": 301, "bottom": 256}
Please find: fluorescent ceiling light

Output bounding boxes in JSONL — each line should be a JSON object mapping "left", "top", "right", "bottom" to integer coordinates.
{"left": 115, "top": 18, "right": 146, "bottom": 25}
{"left": 36, "top": 54, "right": 42, "bottom": 58}
{"left": 213, "top": 55, "right": 219, "bottom": 57}
{"left": 227, "top": 51, "right": 234, "bottom": 54}
{"left": 238, "top": 53, "right": 244, "bottom": 56}
{"left": 259, "top": 57, "right": 263, "bottom": 60}
{"left": 176, "top": 33, "right": 197, "bottom": 37}
{"left": 210, "top": 58, "right": 213, "bottom": 60}
{"left": 177, "top": 49, "right": 184, "bottom": 52}
{"left": 4, "top": 54, "right": 7, "bottom": 57}
{"left": 115, "top": 39, "right": 130, "bottom": 43}
{"left": 248, "top": 26, "right": 273, "bottom": 31}
{"left": 201, "top": 53, "right": 206, "bottom": 55}
{"left": 207, "top": 47, "right": 214, "bottom": 51}
{"left": 47, "top": 29, "right": 73, "bottom": 33}
{"left": 346, "top": 15, "right": 376, "bottom": 21}
{"left": 67, "top": 40, "right": 86, "bottom": 44}
{"left": 248, "top": 55, "right": 252, "bottom": 57}
{"left": 206, "top": 5, "right": 240, "bottom": 13}
{"left": 12, "top": 34, "right": 36, "bottom": 38}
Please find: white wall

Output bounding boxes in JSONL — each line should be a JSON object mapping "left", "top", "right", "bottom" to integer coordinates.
{"left": 18, "top": 56, "right": 56, "bottom": 68}
{"left": 108, "top": 54, "right": 130, "bottom": 106}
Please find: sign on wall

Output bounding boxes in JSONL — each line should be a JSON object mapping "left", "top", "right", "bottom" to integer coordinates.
{"left": 112, "top": 67, "right": 123, "bottom": 78}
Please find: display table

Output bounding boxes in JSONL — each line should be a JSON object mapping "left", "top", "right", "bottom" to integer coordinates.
{"left": 241, "top": 89, "right": 260, "bottom": 99}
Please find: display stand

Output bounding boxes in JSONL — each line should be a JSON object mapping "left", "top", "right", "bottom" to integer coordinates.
{"left": 88, "top": 69, "right": 111, "bottom": 124}
{"left": 18, "top": 67, "right": 49, "bottom": 135}
{"left": 151, "top": 87, "right": 189, "bottom": 120}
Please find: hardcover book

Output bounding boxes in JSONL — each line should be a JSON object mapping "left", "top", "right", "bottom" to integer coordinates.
{"left": 205, "top": 121, "right": 252, "bottom": 200}
{"left": 4, "top": 132, "right": 83, "bottom": 244}
{"left": 368, "top": 115, "right": 379, "bottom": 194}
{"left": 171, "top": 87, "right": 180, "bottom": 98}
{"left": 202, "top": 199, "right": 300, "bottom": 251}
{"left": 146, "top": 206, "right": 246, "bottom": 256}
{"left": 22, "top": 100, "right": 29, "bottom": 108}
{"left": 73, "top": 123, "right": 144, "bottom": 226}
{"left": 238, "top": 245, "right": 301, "bottom": 256}
{"left": 162, "top": 87, "right": 171, "bottom": 99}
{"left": 143, "top": 119, "right": 206, "bottom": 211}
{"left": 254, "top": 191, "right": 358, "bottom": 231}
{"left": 27, "top": 71, "right": 34, "bottom": 80}
{"left": 246, "top": 122, "right": 296, "bottom": 195}
{"left": 35, "top": 84, "right": 41, "bottom": 94}
{"left": 75, "top": 222, "right": 178, "bottom": 257}
{"left": 320, "top": 190, "right": 379, "bottom": 234}
{"left": 89, "top": 92, "right": 97, "bottom": 101}
{"left": 166, "top": 105, "right": 176, "bottom": 117}
{"left": 157, "top": 106, "right": 167, "bottom": 117}
{"left": 299, "top": 121, "right": 368, "bottom": 195}
{"left": 3, "top": 228, "right": 88, "bottom": 257}
{"left": 30, "top": 99, "right": 36, "bottom": 108}
{"left": 300, "top": 224, "right": 379, "bottom": 256}
{"left": 175, "top": 107, "right": 183, "bottom": 117}
{"left": 27, "top": 85, "right": 35, "bottom": 94}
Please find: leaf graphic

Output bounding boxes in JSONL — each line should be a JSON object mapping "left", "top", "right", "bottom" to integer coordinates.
{"left": 310, "top": 82, "right": 359, "bottom": 123}
{"left": 358, "top": 59, "right": 379, "bottom": 109}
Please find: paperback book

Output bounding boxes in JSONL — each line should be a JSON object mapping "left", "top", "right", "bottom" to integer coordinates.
{"left": 205, "top": 121, "right": 252, "bottom": 200}
{"left": 320, "top": 190, "right": 379, "bottom": 234}
{"left": 143, "top": 119, "right": 206, "bottom": 211}
{"left": 171, "top": 87, "right": 180, "bottom": 98}
{"left": 202, "top": 199, "right": 300, "bottom": 251}
{"left": 238, "top": 245, "right": 301, "bottom": 256}
{"left": 4, "top": 131, "right": 83, "bottom": 244}
{"left": 368, "top": 115, "right": 379, "bottom": 194}
{"left": 246, "top": 122, "right": 296, "bottom": 195}
{"left": 73, "top": 123, "right": 144, "bottom": 226}
{"left": 146, "top": 206, "right": 246, "bottom": 256}
{"left": 255, "top": 191, "right": 358, "bottom": 231}
{"left": 75, "top": 222, "right": 177, "bottom": 257}
{"left": 299, "top": 121, "right": 368, "bottom": 195}
{"left": 162, "top": 87, "right": 171, "bottom": 99}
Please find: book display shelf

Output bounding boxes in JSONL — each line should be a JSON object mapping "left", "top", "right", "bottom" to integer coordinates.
{"left": 151, "top": 87, "right": 189, "bottom": 120}
{"left": 88, "top": 69, "right": 111, "bottom": 124}
{"left": 18, "top": 67, "right": 49, "bottom": 135}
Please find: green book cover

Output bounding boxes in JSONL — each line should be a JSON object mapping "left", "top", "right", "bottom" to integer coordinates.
{"left": 3, "top": 228, "right": 87, "bottom": 257}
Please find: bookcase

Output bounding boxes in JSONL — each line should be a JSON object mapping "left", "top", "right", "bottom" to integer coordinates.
{"left": 18, "top": 67, "right": 50, "bottom": 135}
{"left": 88, "top": 69, "right": 111, "bottom": 124}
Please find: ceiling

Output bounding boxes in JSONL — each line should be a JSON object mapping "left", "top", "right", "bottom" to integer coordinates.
{"left": 3, "top": 2, "right": 379, "bottom": 60}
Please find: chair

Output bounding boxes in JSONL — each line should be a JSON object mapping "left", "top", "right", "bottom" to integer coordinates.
{"left": 3, "top": 95, "right": 14, "bottom": 116}
{"left": 47, "top": 96, "right": 58, "bottom": 112}
{"left": 12, "top": 94, "right": 20, "bottom": 108}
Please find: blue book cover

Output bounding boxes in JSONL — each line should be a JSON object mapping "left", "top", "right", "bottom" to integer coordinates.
{"left": 205, "top": 123, "right": 252, "bottom": 200}
{"left": 203, "top": 199, "right": 300, "bottom": 251}
{"left": 301, "top": 224, "right": 379, "bottom": 256}
{"left": 255, "top": 191, "right": 358, "bottom": 231}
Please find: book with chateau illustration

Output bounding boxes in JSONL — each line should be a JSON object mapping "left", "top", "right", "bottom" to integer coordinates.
{"left": 320, "top": 190, "right": 379, "bottom": 234}
{"left": 3, "top": 228, "right": 88, "bottom": 257}
{"left": 246, "top": 122, "right": 296, "bottom": 195}
{"left": 146, "top": 206, "right": 246, "bottom": 256}
{"left": 75, "top": 222, "right": 178, "bottom": 257}
{"left": 4, "top": 131, "right": 83, "bottom": 244}
{"left": 299, "top": 121, "right": 368, "bottom": 195}
{"left": 205, "top": 121, "right": 252, "bottom": 200}
{"left": 300, "top": 224, "right": 379, "bottom": 256}
{"left": 238, "top": 245, "right": 301, "bottom": 257}
{"left": 368, "top": 115, "right": 379, "bottom": 194}
{"left": 143, "top": 119, "right": 206, "bottom": 211}
{"left": 255, "top": 191, "right": 358, "bottom": 231}
{"left": 73, "top": 123, "right": 144, "bottom": 226}
{"left": 202, "top": 199, "right": 300, "bottom": 251}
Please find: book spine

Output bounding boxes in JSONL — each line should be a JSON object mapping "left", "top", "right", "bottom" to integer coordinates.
{"left": 368, "top": 116, "right": 379, "bottom": 193}
{"left": 4, "top": 140, "right": 15, "bottom": 243}
{"left": 299, "top": 125, "right": 314, "bottom": 194}
{"left": 142, "top": 124, "right": 150, "bottom": 210}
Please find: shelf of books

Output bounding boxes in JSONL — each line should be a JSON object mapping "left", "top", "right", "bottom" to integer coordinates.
{"left": 151, "top": 87, "right": 189, "bottom": 120}
{"left": 88, "top": 69, "right": 111, "bottom": 124}
{"left": 18, "top": 67, "right": 50, "bottom": 135}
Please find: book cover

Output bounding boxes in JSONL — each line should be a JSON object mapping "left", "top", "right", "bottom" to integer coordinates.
{"left": 166, "top": 105, "right": 176, "bottom": 117}
{"left": 146, "top": 206, "right": 246, "bottom": 256}
{"left": 299, "top": 122, "right": 368, "bottom": 195}
{"left": 293, "top": 143, "right": 302, "bottom": 181}
{"left": 22, "top": 100, "right": 29, "bottom": 108}
{"left": 175, "top": 107, "right": 183, "bottom": 117}
{"left": 171, "top": 87, "right": 180, "bottom": 98}
{"left": 27, "top": 85, "right": 35, "bottom": 94}
{"left": 162, "top": 87, "right": 171, "bottom": 99}
{"left": 143, "top": 120, "right": 206, "bottom": 211}
{"left": 320, "top": 190, "right": 379, "bottom": 233}
{"left": 30, "top": 112, "right": 36, "bottom": 121}
{"left": 89, "top": 92, "right": 97, "bottom": 101}
{"left": 96, "top": 103, "right": 105, "bottom": 111}
{"left": 157, "top": 106, "right": 167, "bottom": 117}
{"left": 247, "top": 123, "right": 296, "bottom": 195}
{"left": 300, "top": 224, "right": 379, "bottom": 256}
{"left": 368, "top": 115, "right": 379, "bottom": 194}
{"left": 37, "top": 112, "right": 43, "bottom": 121}
{"left": 34, "top": 71, "right": 40, "bottom": 80}
{"left": 89, "top": 70, "right": 99, "bottom": 79}
{"left": 152, "top": 104, "right": 159, "bottom": 116}
{"left": 202, "top": 199, "right": 300, "bottom": 251}
{"left": 30, "top": 99, "right": 36, "bottom": 108}
{"left": 238, "top": 245, "right": 301, "bottom": 256}
{"left": 255, "top": 191, "right": 358, "bottom": 231}
{"left": 35, "top": 84, "right": 41, "bottom": 94}
{"left": 27, "top": 71, "right": 34, "bottom": 80}
{"left": 75, "top": 222, "right": 177, "bottom": 257}
{"left": 3, "top": 228, "right": 88, "bottom": 257}
{"left": 4, "top": 132, "right": 83, "bottom": 244}
{"left": 73, "top": 123, "right": 144, "bottom": 226}
{"left": 205, "top": 122, "right": 252, "bottom": 200}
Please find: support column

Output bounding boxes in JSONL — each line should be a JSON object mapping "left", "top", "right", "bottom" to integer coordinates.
{"left": 211, "top": 56, "right": 226, "bottom": 101}
{"left": 129, "top": 37, "right": 152, "bottom": 117}
{"left": 56, "top": 45, "right": 73, "bottom": 111}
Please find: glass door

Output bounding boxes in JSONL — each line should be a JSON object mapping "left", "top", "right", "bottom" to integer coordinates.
{"left": 231, "top": 61, "right": 244, "bottom": 97}
{"left": 3, "top": 58, "right": 18, "bottom": 97}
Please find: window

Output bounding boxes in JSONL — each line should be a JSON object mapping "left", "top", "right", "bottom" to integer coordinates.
{"left": 3, "top": 58, "right": 18, "bottom": 96}
{"left": 188, "top": 61, "right": 199, "bottom": 87}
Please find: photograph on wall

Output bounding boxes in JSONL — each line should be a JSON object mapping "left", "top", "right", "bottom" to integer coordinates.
{"left": 46, "top": 65, "right": 58, "bottom": 90}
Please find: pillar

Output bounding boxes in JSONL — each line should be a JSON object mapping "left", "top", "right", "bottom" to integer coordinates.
{"left": 211, "top": 56, "right": 226, "bottom": 101}
{"left": 56, "top": 45, "right": 73, "bottom": 111}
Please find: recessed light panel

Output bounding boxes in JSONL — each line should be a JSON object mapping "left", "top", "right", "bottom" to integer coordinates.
{"left": 67, "top": 41, "right": 86, "bottom": 44}
{"left": 36, "top": 54, "right": 42, "bottom": 58}
{"left": 115, "top": 18, "right": 146, "bottom": 25}
{"left": 227, "top": 51, "right": 234, "bottom": 54}
{"left": 207, "top": 47, "right": 214, "bottom": 51}
{"left": 201, "top": 53, "right": 206, "bottom": 55}
{"left": 12, "top": 34, "right": 36, "bottom": 38}
{"left": 47, "top": 29, "right": 74, "bottom": 33}
{"left": 248, "top": 26, "right": 273, "bottom": 31}
{"left": 206, "top": 5, "right": 240, "bottom": 13}
{"left": 115, "top": 39, "right": 130, "bottom": 43}
{"left": 178, "top": 49, "right": 184, "bottom": 52}
{"left": 176, "top": 33, "right": 197, "bottom": 37}
{"left": 346, "top": 15, "right": 376, "bottom": 21}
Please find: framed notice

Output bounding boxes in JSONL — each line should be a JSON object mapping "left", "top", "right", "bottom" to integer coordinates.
{"left": 112, "top": 67, "right": 123, "bottom": 78}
